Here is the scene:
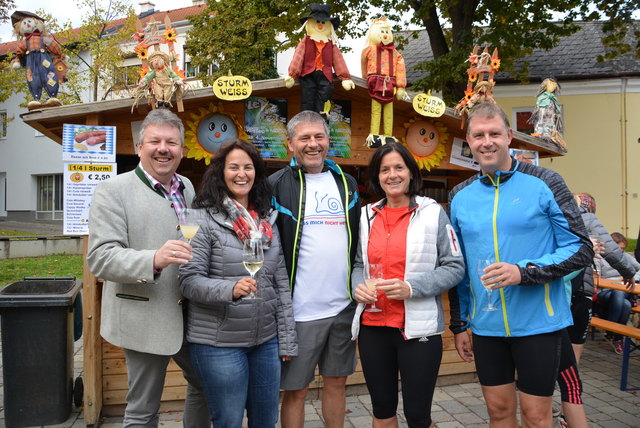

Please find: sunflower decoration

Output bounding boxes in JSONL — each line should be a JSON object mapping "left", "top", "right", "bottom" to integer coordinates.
{"left": 163, "top": 27, "right": 177, "bottom": 42}
{"left": 173, "top": 66, "right": 186, "bottom": 79}
{"left": 402, "top": 118, "right": 450, "bottom": 171}
{"left": 464, "top": 89, "right": 474, "bottom": 102}
{"left": 467, "top": 69, "right": 478, "bottom": 83}
{"left": 134, "top": 46, "right": 149, "bottom": 60}
{"left": 185, "top": 103, "right": 248, "bottom": 165}
{"left": 491, "top": 57, "right": 501, "bottom": 71}
{"left": 137, "top": 65, "right": 150, "bottom": 80}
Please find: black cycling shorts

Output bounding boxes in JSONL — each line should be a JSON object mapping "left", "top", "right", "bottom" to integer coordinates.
{"left": 472, "top": 330, "right": 562, "bottom": 397}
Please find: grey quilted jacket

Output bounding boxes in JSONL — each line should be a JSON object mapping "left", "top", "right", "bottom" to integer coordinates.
{"left": 580, "top": 210, "right": 636, "bottom": 297}
{"left": 179, "top": 209, "right": 297, "bottom": 357}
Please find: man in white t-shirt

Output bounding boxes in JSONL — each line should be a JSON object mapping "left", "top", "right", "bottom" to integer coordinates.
{"left": 270, "top": 110, "right": 361, "bottom": 428}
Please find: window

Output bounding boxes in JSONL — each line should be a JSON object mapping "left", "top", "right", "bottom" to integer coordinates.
{"left": 512, "top": 107, "right": 534, "bottom": 135}
{"left": 183, "top": 46, "right": 219, "bottom": 78}
{"left": 36, "top": 174, "right": 63, "bottom": 220}
{"left": 113, "top": 65, "right": 140, "bottom": 89}
{"left": 0, "top": 111, "right": 7, "bottom": 138}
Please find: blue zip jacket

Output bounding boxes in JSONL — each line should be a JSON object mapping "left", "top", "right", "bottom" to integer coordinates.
{"left": 448, "top": 158, "right": 593, "bottom": 337}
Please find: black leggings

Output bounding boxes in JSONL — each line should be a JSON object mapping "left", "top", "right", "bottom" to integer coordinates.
{"left": 556, "top": 328, "right": 583, "bottom": 404}
{"left": 358, "top": 325, "right": 442, "bottom": 427}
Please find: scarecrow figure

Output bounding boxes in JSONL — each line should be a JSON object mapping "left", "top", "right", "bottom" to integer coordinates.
{"left": 10, "top": 11, "right": 68, "bottom": 110}
{"left": 454, "top": 46, "right": 500, "bottom": 127}
{"left": 362, "top": 17, "right": 407, "bottom": 148}
{"left": 285, "top": 3, "right": 354, "bottom": 117}
{"left": 529, "top": 77, "right": 566, "bottom": 149}
{"left": 136, "top": 50, "right": 185, "bottom": 109}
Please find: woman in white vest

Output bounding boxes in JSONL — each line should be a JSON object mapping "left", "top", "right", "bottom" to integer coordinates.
{"left": 351, "top": 142, "right": 465, "bottom": 427}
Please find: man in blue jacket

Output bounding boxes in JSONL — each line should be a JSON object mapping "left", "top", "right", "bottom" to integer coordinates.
{"left": 448, "top": 103, "right": 593, "bottom": 427}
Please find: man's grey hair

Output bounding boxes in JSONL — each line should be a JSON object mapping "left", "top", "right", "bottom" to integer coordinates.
{"left": 466, "top": 103, "right": 511, "bottom": 137}
{"left": 138, "top": 109, "right": 185, "bottom": 145}
{"left": 287, "top": 110, "right": 329, "bottom": 140}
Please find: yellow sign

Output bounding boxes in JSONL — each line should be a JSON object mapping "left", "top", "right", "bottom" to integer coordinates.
{"left": 213, "top": 71, "right": 252, "bottom": 100}
{"left": 66, "top": 164, "right": 114, "bottom": 172}
{"left": 412, "top": 91, "right": 446, "bottom": 117}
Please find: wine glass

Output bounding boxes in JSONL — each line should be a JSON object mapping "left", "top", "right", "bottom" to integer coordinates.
{"left": 242, "top": 238, "right": 264, "bottom": 299}
{"left": 365, "top": 263, "right": 383, "bottom": 313}
{"left": 477, "top": 259, "right": 498, "bottom": 311}
{"left": 179, "top": 209, "right": 200, "bottom": 244}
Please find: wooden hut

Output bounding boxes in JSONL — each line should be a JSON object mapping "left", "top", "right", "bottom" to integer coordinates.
{"left": 20, "top": 77, "right": 564, "bottom": 423}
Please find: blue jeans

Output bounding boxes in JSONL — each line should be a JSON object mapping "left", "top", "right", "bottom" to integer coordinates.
{"left": 597, "top": 289, "right": 632, "bottom": 339}
{"left": 189, "top": 337, "right": 280, "bottom": 428}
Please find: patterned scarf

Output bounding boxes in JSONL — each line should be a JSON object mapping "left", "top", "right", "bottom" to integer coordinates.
{"left": 222, "top": 196, "right": 273, "bottom": 248}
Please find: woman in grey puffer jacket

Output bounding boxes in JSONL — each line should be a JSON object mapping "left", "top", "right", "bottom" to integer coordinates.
{"left": 179, "top": 140, "right": 296, "bottom": 428}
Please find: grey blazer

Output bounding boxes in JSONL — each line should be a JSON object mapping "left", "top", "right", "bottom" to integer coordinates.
{"left": 87, "top": 169, "right": 195, "bottom": 355}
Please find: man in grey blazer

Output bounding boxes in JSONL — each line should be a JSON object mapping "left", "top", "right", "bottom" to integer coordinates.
{"left": 88, "top": 109, "right": 210, "bottom": 427}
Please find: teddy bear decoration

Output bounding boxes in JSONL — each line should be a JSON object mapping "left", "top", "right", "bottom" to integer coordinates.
{"left": 285, "top": 3, "right": 354, "bottom": 118}
{"left": 362, "top": 17, "right": 407, "bottom": 148}
{"left": 10, "top": 11, "right": 68, "bottom": 110}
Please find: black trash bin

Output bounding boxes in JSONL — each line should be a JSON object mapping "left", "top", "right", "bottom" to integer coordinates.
{"left": 0, "top": 277, "right": 82, "bottom": 428}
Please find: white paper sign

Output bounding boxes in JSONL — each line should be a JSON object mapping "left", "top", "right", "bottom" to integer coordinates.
{"left": 62, "top": 124, "right": 116, "bottom": 162}
{"left": 449, "top": 137, "right": 480, "bottom": 171}
{"left": 63, "top": 162, "right": 117, "bottom": 235}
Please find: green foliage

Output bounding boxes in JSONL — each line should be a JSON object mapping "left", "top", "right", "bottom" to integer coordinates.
{"left": 187, "top": 0, "right": 638, "bottom": 105}
{"left": 0, "top": 54, "right": 28, "bottom": 103}
{"left": 186, "top": 0, "right": 291, "bottom": 84}
{"left": 53, "top": 0, "right": 138, "bottom": 102}
{"left": 0, "top": 0, "right": 15, "bottom": 23}
{"left": 0, "top": 1, "right": 138, "bottom": 105}
{"left": 0, "top": 254, "right": 83, "bottom": 287}
{"left": 0, "top": 229, "right": 40, "bottom": 237}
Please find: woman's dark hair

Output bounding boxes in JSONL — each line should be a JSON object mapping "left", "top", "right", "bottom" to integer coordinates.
{"left": 368, "top": 141, "right": 422, "bottom": 199}
{"left": 193, "top": 139, "right": 272, "bottom": 218}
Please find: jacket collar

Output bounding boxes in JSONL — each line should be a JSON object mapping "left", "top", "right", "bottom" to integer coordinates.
{"left": 478, "top": 156, "right": 519, "bottom": 186}
{"left": 288, "top": 157, "right": 340, "bottom": 175}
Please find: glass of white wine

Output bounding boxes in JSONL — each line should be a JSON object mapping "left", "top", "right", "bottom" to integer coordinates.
{"left": 180, "top": 209, "right": 200, "bottom": 244}
{"left": 242, "top": 238, "right": 264, "bottom": 299}
{"left": 365, "top": 263, "right": 383, "bottom": 313}
{"left": 477, "top": 259, "right": 498, "bottom": 311}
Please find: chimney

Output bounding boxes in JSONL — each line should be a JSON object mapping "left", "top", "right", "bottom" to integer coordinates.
{"left": 139, "top": 1, "right": 155, "bottom": 13}
{"left": 192, "top": 0, "right": 206, "bottom": 5}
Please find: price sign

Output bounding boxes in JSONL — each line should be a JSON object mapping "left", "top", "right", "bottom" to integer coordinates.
{"left": 63, "top": 163, "right": 117, "bottom": 235}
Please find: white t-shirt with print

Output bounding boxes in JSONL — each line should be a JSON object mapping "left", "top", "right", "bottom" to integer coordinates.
{"left": 293, "top": 171, "right": 350, "bottom": 322}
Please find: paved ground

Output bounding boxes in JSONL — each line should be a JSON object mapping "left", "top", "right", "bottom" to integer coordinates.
{"left": 0, "top": 329, "right": 639, "bottom": 427}
{"left": 1, "top": 221, "right": 639, "bottom": 427}
{"left": 0, "top": 220, "right": 64, "bottom": 236}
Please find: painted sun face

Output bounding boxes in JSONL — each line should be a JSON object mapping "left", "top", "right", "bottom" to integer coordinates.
{"left": 406, "top": 120, "right": 440, "bottom": 157}
{"left": 196, "top": 113, "right": 239, "bottom": 154}
{"left": 305, "top": 18, "right": 333, "bottom": 39}
{"left": 369, "top": 23, "right": 394, "bottom": 45}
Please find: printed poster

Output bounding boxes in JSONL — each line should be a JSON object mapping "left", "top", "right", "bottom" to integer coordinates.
{"left": 62, "top": 124, "right": 116, "bottom": 162}
{"left": 245, "top": 97, "right": 289, "bottom": 159}
{"left": 63, "top": 162, "right": 117, "bottom": 235}
{"left": 449, "top": 137, "right": 480, "bottom": 171}
{"left": 327, "top": 100, "right": 351, "bottom": 158}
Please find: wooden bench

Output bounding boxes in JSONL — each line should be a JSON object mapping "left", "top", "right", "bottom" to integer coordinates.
{"left": 590, "top": 316, "right": 640, "bottom": 390}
